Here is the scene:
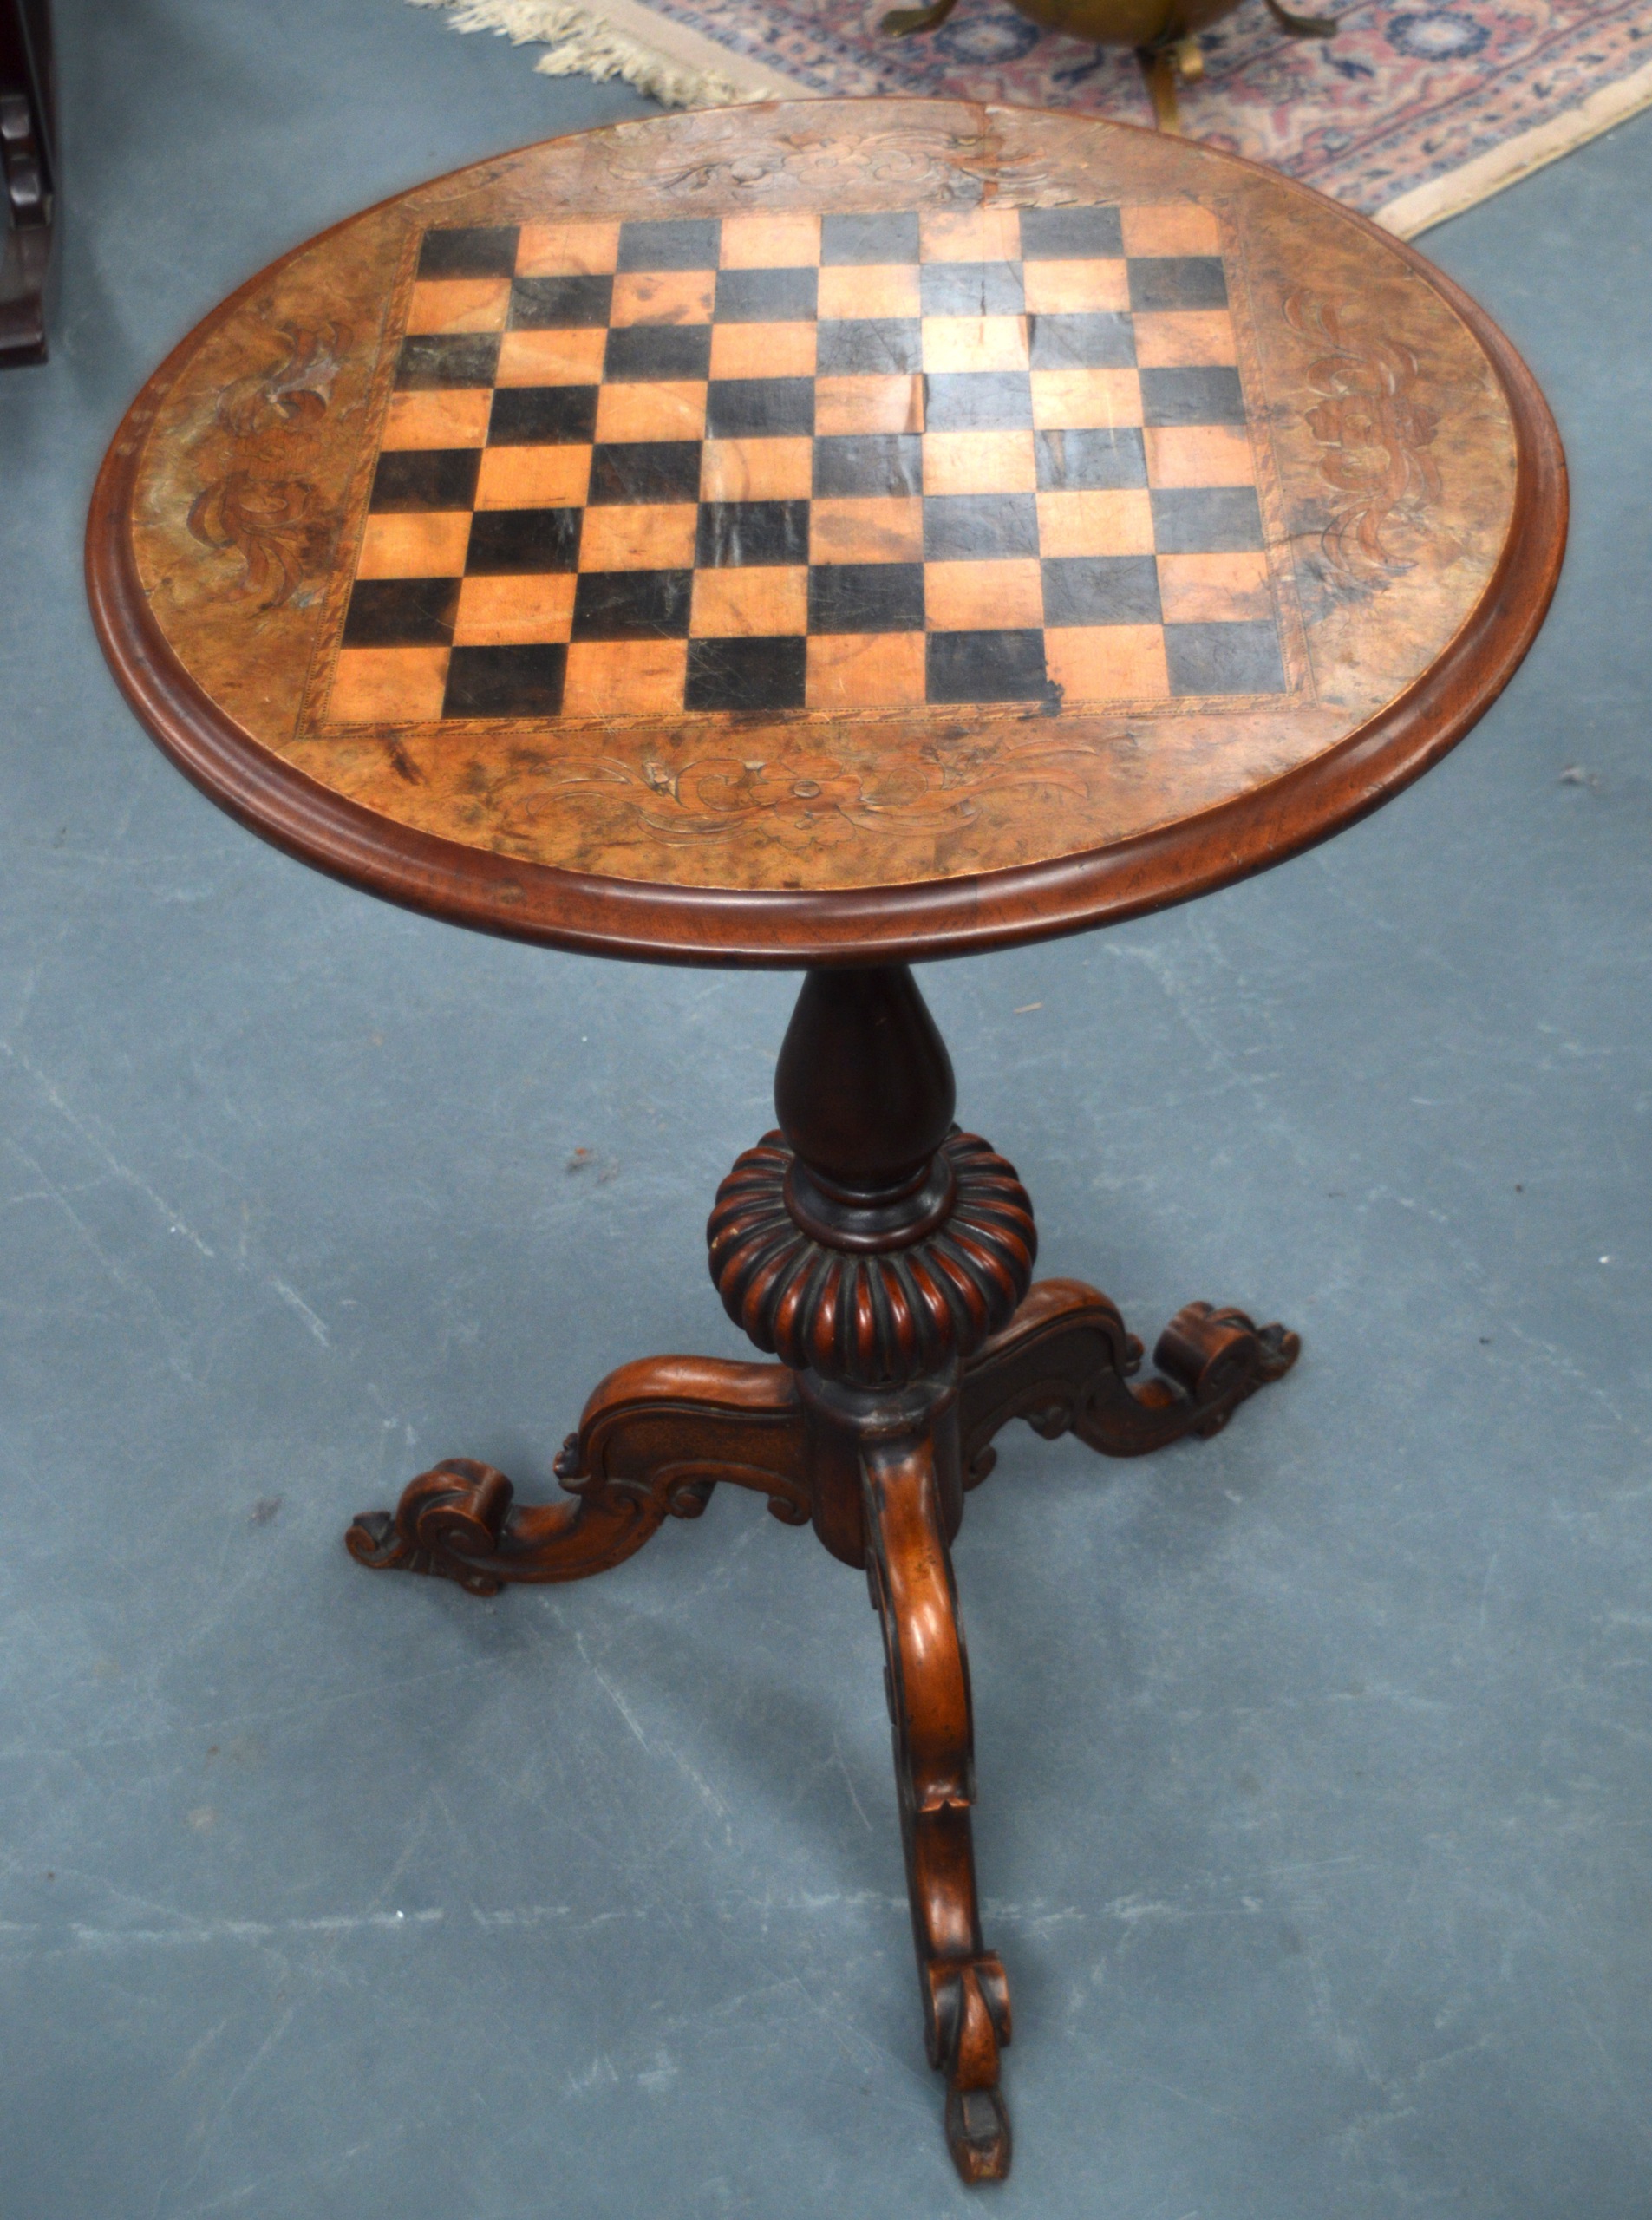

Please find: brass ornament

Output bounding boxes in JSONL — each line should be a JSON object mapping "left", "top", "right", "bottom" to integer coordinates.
{"left": 880, "top": 0, "right": 1338, "bottom": 133}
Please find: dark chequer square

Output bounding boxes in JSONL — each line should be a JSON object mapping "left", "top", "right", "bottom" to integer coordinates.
{"left": 920, "top": 263, "right": 1027, "bottom": 317}
{"left": 604, "top": 323, "right": 713, "bottom": 382}
{"left": 715, "top": 268, "right": 818, "bottom": 323}
{"left": 510, "top": 275, "right": 613, "bottom": 330}
{"left": 707, "top": 378, "right": 815, "bottom": 438}
{"left": 395, "top": 335, "right": 500, "bottom": 390}
{"left": 817, "top": 319, "right": 922, "bottom": 376}
{"left": 809, "top": 563, "right": 925, "bottom": 634}
{"left": 466, "top": 508, "right": 583, "bottom": 574}
{"left": 369, "top": 448, "right": 480, "bottom": 513}
{"left": 1128, "top": 256, "right": 1229, "bottom": 312}
{"left": 1028, "top": 312, "right": 1137, "bottom": 370}
{"left": 1140, "top": 367, "right": 1247, "bottom": 427}
{"left": 444, "top": 644, "right": 567, "bottom": 717}
{"left": 617, "top": 219, "right": 722, "bottom": 271}
{"left": 813, "top": 434, "right": 923, "bottom": 498}
{"left": 926, "top": 630, "right": 1052, "bottom": 704}
{"left": 1165, "top": 621, "right": 1288, "bottom": 696}
{"left": 1035, "top": 428, "right": 1147, "bottom": 493}
{"left": 588, "top": 441, "right": 702, "bottom": 505}
{"left": 1018, "top": 206, "right": 1124, "bottom": 260}
{"left": 488, "top": 385, "right": 598, "bottom": 447}
{"left": 1042, "top": 555, "right": 1163, "bottom": 627}
{"left": 924, "top": 493, "right": 1040, "bottom": 562}
{"left": 418, "top": 226, "right": 519, "bottom": 280}
{"left": 685, "top": 637, "right": 807, "bottom": 712}
{"left": 1151, "top": 486, "right": 1265, "bottom": 553}
{"left": 571, "top": 571, "right": 694, "bottom": 639}
{"left": 696, "top": 501, "right": 810, "bottom": 568}
{"left": 342, "top": 578, "right": 457, "bottom": 649}
{"left": 821, "top": 212, "right": 920, "bottom": 264}
{"left": 924, "top": 374, "right": 1033, "bottom": 432}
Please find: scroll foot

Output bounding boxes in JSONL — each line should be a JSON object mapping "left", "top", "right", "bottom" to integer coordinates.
{"left": 860, "top": 1418, "right": 1013, "bottom": 2183}
{"left": 346, "top": 1356, "right": 807, "bottom": 1594}
{"left": 962, "top": 1277, "right": 1299, "bottom": 1485}
{"left": 948, "top": 2082, "right": 1012, "bottom": 2185}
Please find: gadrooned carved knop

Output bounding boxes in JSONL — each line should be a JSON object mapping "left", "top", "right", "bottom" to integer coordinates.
{"left": 708, "top": 1128, "right": 1035, "bottom": 1388}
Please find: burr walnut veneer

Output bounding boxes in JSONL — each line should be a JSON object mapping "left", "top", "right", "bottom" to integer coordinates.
{"left": 88, "top": 100, "right": 1564, "bottom": 2184}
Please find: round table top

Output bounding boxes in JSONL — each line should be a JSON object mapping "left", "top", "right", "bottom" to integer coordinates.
{"left": 88, "top": 99, "right": 1565, "bottom": 968}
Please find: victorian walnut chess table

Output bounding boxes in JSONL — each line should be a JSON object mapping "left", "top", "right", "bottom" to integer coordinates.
{"left": 88, "top": 98, "right": 1564, "bottom": 2184}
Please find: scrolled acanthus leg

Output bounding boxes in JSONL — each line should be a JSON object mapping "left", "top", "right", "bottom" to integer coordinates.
{"left": 861, "top": 1419, "right": 1012, "bottom": 2185}
{"left": 346, "top": 1355, "right": 808, "bottom": 1596}
{"left": 961, "top": 1278, "right": 1300, "bottom": 1486}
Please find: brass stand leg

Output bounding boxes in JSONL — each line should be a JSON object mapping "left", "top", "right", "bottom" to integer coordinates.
{"left": 1139, "top": 44, "right": 1183, "bottom": 134}
{"left": 349, "top": 964, "right": 1296, "bottom": 2182}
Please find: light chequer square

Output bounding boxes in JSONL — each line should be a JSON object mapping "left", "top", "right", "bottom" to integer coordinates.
{"left": 496, "top": 329, "right": 607, "bottom": 387}
{"left": 1045, "top": 624, "right": 1171, "bottom": 702}
{"left": 1132, "top": 311, "right": 1238, "bottom": 368}
{"left": 1120, "top": 204, "right": 1222, "bottom": 258}
{"left": 1036, "top": 489, "right": 1155, "bottom": 558}
{"left": 690, "top": 567, "right": 808, "bottom": 637}
{"left": 919, "top": 206, "right": 1023, "bottom": 264}
{"left": 1030, "top": 369, "right": 1142, "bottom": 432}
{"left": 561, "top": 639, "right": 686, "bottom": 715}
{"left": 817, "top": 264, "right": 920, "bottom": 320}
{"left": 702, "top": 437, "right": 814, "bottom": 501}
{"left": 923, "top": 431, "right": 1037, "bottom": 496}
{"left": 406, "top": 278, "right": 511, "bottom": 335}
{"left": 1022, "top": 261, "right": 1129, "bottom": 316}
{"left": 921, "top": 317, "right": 1030, "bottom": 375}
{"left": 814, "top": 376, "right": 924, "bottom": 437}
{"left": 356, "top": 513, "right": 471, "bottom": 578}
{"left": 806, "top": 633, "right": 927, "bottom": 709}
{"left": 925, "top": 558, "right": 1043, "bottom": 632}
{"left": 330, "top": 646, "right": 449, "bottom": 724}
{"left": 595, "top": 381, "right": 708, "bottom": 442}
{"left": 578, "top": 504, "right": 698, "bottom": 571}
{"left": 382, "top": 389, "right": 492, "bottom": 449}
{"left": 515, "top": 220, "right": 622, "bottom": 276}
{"left": 474, "top": 446, "right": 591, "bottom": 509}
{"left": 1156, "top": 552, "right": 1274, "bottom": 624}
{"left": 1144, "top": 424, "right": 1256, "bottom": 487}
{"left": 454, "top": 574, "right": 577, "bottom": 646}
{"left": 719, "top": 212, "right": 821, "bottom": 269}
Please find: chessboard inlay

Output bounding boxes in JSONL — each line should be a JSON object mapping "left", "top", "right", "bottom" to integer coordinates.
{"left": 326, "top": 200, "right": 1297, "bottom": 728}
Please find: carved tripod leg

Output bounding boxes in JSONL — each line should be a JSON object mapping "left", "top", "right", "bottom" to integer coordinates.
{"left": 346, "top": 1356, "right": 807, "bottom": 1596}
{"left": 862, "top": 1422, "right": 1012, "bottom": 2185}
{"left": 961, "top": 1277, "right": 1300, "bottom": 1487}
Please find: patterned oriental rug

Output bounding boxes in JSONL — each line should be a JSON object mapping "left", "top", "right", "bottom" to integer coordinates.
{"left": 410, "top": 0, "right": 1652, "bottom": 234}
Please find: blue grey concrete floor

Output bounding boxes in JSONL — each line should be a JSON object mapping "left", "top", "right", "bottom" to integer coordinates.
{"left": 3, "top": 4, "right": 1650, "bottom": 2215}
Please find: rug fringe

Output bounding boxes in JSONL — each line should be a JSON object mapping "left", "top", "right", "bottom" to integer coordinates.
{"left": 1376, "top": 51, "right": 1652, "bottom": 235}
{"left": 408, "top": 0, "right": 764, "bottom": 109}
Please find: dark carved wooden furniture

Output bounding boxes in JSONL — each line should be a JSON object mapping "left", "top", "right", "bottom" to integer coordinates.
{"left": 87, "top": 101, "right": 1565, "bottom": 2184}
{"left": 0, "top": 0, "right": 52, "bottom": 365}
